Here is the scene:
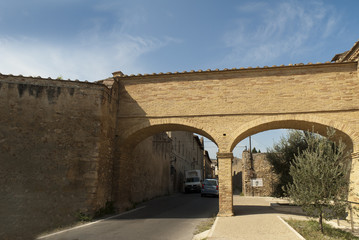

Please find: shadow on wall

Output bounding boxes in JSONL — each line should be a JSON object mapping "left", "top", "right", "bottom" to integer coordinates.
{"left": 233, "top": 171, "right": 242, "bottom": 194}
{"left": 0, "top": 75, "right": 118, "bottom": 239}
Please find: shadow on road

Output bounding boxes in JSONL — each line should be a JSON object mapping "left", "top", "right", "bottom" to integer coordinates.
{"left": 110, "top": 193, "right": 219, "bottom": 220}
{"left": 233, "top": 205, "right": 277, "bottom": 216}
{"left": 233, "top": 204, "right": 307, "bottom": 217}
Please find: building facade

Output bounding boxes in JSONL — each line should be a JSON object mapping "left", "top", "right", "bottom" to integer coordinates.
{"left": 203, "top": 150, "right": 214, "bottom": 179}
{"left": 167, "top": 131, "right": 205, "bottom": 192}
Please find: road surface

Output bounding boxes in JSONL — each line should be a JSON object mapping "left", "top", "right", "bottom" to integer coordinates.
{"left": 38, "top": 193, "right": 218, "bottom": 240}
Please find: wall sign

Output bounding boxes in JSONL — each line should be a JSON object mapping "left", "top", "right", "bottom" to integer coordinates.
{"left": 251, "top": 178, "right": 263, "bottom": 187}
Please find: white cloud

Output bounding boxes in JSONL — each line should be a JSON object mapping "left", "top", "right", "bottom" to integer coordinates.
{"left": 0, "top": 1, "right": 182, "bottom": 81}
{"left": 0, "top": 7, "right": 181, "bottom": 82}
{"left": 0, "top": 32, "right": 176, "bottom": 81}
{"left": 222, "top": 0, "right": 341, "bottom": 67}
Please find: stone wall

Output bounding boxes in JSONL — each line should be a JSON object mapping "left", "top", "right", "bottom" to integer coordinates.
{"left": 120, "top": 131, "right": 206, "bottom": 205}
{"left": 130, "top": 133, "right": 172, "bottom": 204}
{"left": 242, "top": 151, "right": 279, "bottom": 197}
{"left": 232, "top": 157, "right": 242, "bottom": 194}
{"left": 0, "top": 75, "right": 116, "bottom": 239}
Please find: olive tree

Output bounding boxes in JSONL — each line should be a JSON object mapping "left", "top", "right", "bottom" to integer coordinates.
{"left": 285, "top": 128, "right": 350, "bottom": 234}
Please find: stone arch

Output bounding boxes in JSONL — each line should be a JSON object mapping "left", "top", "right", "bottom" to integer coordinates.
{"left": 120, "top": 118, "right": 218, "bottom": 151}
{"left": 229, "top": 115, "right": 358, "bottom": 153}
{"left": 113, "top": 118, "right": 218, "bottom": 211}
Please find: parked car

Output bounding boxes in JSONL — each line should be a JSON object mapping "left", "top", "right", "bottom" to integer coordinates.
{"left": 201, "top": 179, "right": 219, "bottom": 197}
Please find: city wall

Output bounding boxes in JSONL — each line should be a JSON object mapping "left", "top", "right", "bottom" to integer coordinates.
{"left": 0, "top": 75, "right": 117, "bottom": 239}
{"left": 0, "top": 75, "right": 187, "bottom": 239}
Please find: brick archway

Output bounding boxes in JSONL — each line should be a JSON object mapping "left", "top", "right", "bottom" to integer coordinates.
{"left": 229, "top": 115, "right": 357, "bottom": 153}
{"left": 119, "top": 118, "right": 218, "bottom": 151}
{"left": 114, "top": 61, "right": 359, "bottom": 217}
{"left": 112, "top": 120, "right": 219, "bottom": 211}
{"left": 226, "top": 115, "right": 359, "bottom": 217}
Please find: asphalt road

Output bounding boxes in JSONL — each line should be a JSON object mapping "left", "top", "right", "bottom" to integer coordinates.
{"left": 38, "top": 193, "right": 218, "bottom": 240}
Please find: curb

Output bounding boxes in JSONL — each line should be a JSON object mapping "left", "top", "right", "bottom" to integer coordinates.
{"left": 192, "top": 230, "right": 210, "bottom": 240}
{"left": 37, "top": 206, "right": 146, "bottom": 239}
{"left": 277, "top": 216, "right": 306, "bottom": 240}
{"left": 192, "top": 216, "right": 219, "bottom": 240}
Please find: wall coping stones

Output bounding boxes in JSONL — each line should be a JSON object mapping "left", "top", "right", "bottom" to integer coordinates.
{"left": 0, "top": 73, "right": 111, "bottom": 91}
{"left": 112, "top": 61, "right": 358, "bottom": 80}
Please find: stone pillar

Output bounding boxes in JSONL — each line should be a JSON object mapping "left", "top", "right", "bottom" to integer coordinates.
{"left": 217, "top": 152, "right": 234, "bottom": 216}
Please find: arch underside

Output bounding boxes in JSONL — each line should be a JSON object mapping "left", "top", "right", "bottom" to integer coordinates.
{"left": 120, "top": 121, "right": 218, "bottom": 152}
{"left": 119, "top": 114, "right": 356, "bottom": 155}
{"left": 230, "top": 119, "right": 354, "bottom": 153}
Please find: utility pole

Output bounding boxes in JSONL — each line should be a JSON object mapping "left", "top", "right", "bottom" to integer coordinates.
{"left": 249, "top": 136, "right": 255, "bottom": 197}
{"left": 249, "top": 136, "right": 254, "bottom": 170}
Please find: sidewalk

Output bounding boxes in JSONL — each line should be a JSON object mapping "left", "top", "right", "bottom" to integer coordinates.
{"left": 207, "top": 196, "right": 306, "bottom": 240}
{"left": 203, "top": 196, "right": 359, "bottom": 240}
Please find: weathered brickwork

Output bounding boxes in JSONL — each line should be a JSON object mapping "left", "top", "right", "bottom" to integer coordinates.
{"left": 0, "top": 75, "right": 117, "bottom": 239}
{"left": 130, "top": 133, "right": 172, "bottom": 204}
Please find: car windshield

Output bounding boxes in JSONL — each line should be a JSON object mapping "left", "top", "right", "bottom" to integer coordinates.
{"left": 204, "top": 179, "right": 217, "bottom": 186}
{"left": 186, "top": 177, "right": 200, "bottom": 182}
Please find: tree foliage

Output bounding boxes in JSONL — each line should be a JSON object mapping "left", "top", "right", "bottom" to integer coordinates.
{"left": 285, "top": 128, "right": 350, "bottom": 234}
{"left": 266, "top": 130, "right": 308, "bottom": 197}
{"left": 252, "top": 147, "right": 258, "bottom": 153}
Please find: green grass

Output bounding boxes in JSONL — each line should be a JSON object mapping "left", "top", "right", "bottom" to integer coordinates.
{"left": 194, "top": 216, "right": 216, "bottom": 235}
{"left": 286, "top": 219, "right": 359, "bottom": 240}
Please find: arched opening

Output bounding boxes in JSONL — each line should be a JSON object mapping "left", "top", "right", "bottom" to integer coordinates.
{"left": 229, "top": 119, "right": 355, "bottom": 217}
{"left": 113, "top": 123, "right": 219, "bottom": 215}
{"left": 231, "top": 129, "right": 287, "bottom": 195}
{"left": 230, "top": 120, "right": 354, "bottom": 153}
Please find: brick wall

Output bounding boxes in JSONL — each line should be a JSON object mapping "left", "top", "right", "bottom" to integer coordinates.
{"left": 130, "top": 133, "right": 172, "bottom": 203}
{"left": 116, "top": 62, "right": 359, "bottom": 155}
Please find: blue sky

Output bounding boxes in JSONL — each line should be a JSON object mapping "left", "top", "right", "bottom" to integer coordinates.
{"left": 1, "top": 0, "right": 358, "bottom": 158}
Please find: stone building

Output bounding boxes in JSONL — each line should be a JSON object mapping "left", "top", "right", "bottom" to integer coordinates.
{"left": 130, "top": 131, "right": 206, "bottom": 201}
{"left": 203, "top": 150, "right": 214, "bottom": 179}
{"left": 242, "top": 151, "right": 279, "bottom": 197}
{"left": 167, "top": 131, "right": 205, "bottom": 192}
{"left": 212, "top": 159, "right": 218, "bottom": 178}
